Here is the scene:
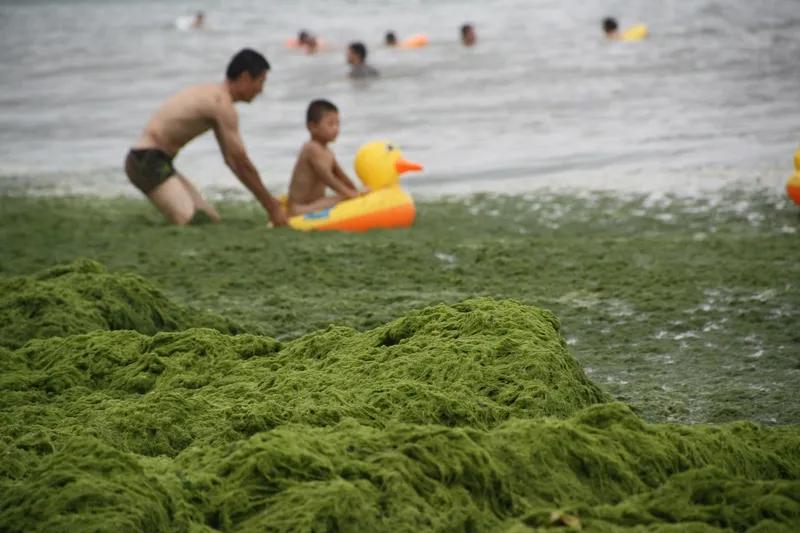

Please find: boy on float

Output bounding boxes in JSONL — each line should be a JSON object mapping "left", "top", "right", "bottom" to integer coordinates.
{"left": 286, "top": 100, "right": 363, "bottom": 215}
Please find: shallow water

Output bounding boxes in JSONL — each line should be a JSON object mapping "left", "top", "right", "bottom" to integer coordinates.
{"left": 1, "top": 0, "right": 799, "bottom": 197}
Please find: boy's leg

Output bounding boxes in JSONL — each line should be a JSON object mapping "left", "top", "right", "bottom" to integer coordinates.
{"left": 289, "top": 195, "right": 345, "bottom": 216}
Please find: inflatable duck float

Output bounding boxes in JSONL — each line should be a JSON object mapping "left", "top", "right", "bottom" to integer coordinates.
{"left": 288, "top": 141, "right": 423, "bottom": 231}
{"left": 619, "top": 24, "right": 648, "bottom": 41}
{"left": 604, "top": 18, "right": 648, "bottom": 42}
{"left": 787, "top": 146, "right": 800, "bottom": 205}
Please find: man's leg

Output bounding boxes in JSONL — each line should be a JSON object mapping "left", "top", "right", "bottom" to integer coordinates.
{"left": 176, "top": 173, "right": 221, "bottom": 222}
{"left": 147, "top": 176, "right": 196, "bottom": 225}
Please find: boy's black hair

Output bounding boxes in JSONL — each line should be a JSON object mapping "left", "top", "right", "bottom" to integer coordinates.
{"left": 348, "top": 41, "right": 367, "bottom": 61}
{"left": 603, "top": 17, "right": 618, "bottom": 33}
{"left": 226, "top": 48, "right": 270, "bottom": 80}
{"left": 385, "top": 31, "right": 397, "bottom": 45}
{"left": 460, "top": 23, "right": 474, "bottom": 36}
{"left": 307, "top": 99, "right": 338, "bottom": 124}
{"left": 298, "top": 30, "right": 310, "bottom": 43}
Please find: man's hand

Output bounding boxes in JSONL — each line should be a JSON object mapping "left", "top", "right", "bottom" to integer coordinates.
{"left": 267, "top": 199, "right": 289, "bottom": 227}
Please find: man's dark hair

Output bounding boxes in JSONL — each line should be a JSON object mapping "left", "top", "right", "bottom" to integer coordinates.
{"left": 460, "top": 23, "right": 473, "bottom": 37}
{"left": 385, "top": 31, "right": 397, "bottom": 45}
{"left": 306, "top": 99, "right": 338, "bottom": 124}
{"left": 348, "top": 42, "right": 367, "bottom": 61}
{"left": 226, "top": 48, "right": 270, "bottom": 81}
{"left": 603, "top": 17, "right": 618, "bottom": 33}
{"left": 298, "top": 30, "right": 310, "bottom": 43}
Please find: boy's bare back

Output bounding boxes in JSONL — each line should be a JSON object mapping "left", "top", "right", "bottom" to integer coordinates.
{"left": 287, "top": 101, "right": 359, "bottom": 216}
{"left": 288, "top": 141, "right": 335, "bottom": 208}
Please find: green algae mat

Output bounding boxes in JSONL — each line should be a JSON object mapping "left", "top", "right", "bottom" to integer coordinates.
{"left": 1, "top": 191, "right": 799, "bottom": 531}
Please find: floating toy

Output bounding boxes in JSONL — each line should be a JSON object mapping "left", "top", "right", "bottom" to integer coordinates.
{"left": 787, "top": 147, "right": 800, "bottom": 205}
{"left": 288, "top": 187, "right": 416, "bottom": 231}
{"left": 288, "top": 141, "right": 423, "bottom": 232}
{"left": 354, "top": 141, "right": 422, "bottom": 189}
{"left": 399, "top": 34, "right": 429, "bottom": 48}
{"left": 620, "top": 24, "right": 648, "bottom": 41}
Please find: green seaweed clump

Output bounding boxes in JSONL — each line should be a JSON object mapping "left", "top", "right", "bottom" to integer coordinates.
{"left": 0, "top": 298, "right": 608, "bottom": 458}
{"left": 0, "top": 259, "right": 241, "bottom": 349}
{"left": 1, "top": 294, "right": 799, "bottom": 531}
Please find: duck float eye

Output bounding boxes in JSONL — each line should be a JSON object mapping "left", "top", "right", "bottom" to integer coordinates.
{"left": 288, "top": 140, "right": 423, "bottom": 232}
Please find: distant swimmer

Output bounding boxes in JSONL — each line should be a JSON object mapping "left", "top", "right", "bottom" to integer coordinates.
{"left": 347, "top": 42, "right": 379, "bottom": 78}
{"left": 603, "top": 17, "right": 648, "bottom": 41}
{"left": 603, "top": 17, "right": 620, "bottom": 38}
{"left": 191, "top": 11, "right": 205, "bottom": 29}
{"left": 286, "top": 30, "right": 321, "bottom": 54}
{"left": 125, "top": 49, "right": 287, "bottom": 227}
{"left": 385, "top": 30, "right": 429, "bottom": 48}
{"left": 174, "top": 11, "right": 204, "bottom": 31}
{"left": 460, "top": 23, "right": 477, "bottom": 46}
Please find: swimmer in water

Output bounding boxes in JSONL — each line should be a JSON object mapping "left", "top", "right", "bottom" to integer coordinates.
{"left": 460, "top": 23, "right": 477, "bottom": 46}
{"left": 297, "top": 30, "right": 320, "bottom": 53}
{"left": 385, "top": 31, "right": 398, "bottom": 47}
{"left": 191, "top": 11, "right": 205, "bottom": 29}
{"left": 347, "top": 42, "right": 379, "bottom": 78}
{"left": 603, "top": 17, "right": 620, "bottom": 38}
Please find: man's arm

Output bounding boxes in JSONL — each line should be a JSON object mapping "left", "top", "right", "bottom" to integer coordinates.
{"left": 213, "top": 103, "right": 287, "bottom": 226}
{"left": 307, "top": 144, "right": 358, "bottom": 198}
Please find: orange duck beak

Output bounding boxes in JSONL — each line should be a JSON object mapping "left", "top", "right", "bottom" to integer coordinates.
{"left": 395, "top": 158, "right": 423, "bottom": 174}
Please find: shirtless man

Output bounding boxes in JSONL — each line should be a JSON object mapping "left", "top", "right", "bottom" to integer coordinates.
{"left": 125, "top": 48, "right": 287, "bottom": 226}
{"left": 287, "top": 99, "right": 360, "bottom": 215}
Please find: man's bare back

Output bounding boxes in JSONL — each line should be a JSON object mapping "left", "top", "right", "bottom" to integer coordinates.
{"left": 133, "top": 83, "right": 228, "bottom": 156}
{"left": 124, "top": 48, "right": 287, "bottom": 227}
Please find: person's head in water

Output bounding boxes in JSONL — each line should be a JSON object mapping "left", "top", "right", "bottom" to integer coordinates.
{"left": 226, "top": 49, "right": 270, "bottom": 102}
{"left": 385, "top": 31, "right": 397, "bottom": 46}
{"left": 297, "top": 29, "right": 319, "bottom": 53}
{"left": 347, "top": 42, "right": 368, "bottom": 65}
{"left": 191, "top": 11, "right": 205, "bottom": 29}
{"left": 306, "top": 99, "right": 340, "bottom": 144}
{"left": 603, "top": 17, "right": 619, "bottom": 37}
{"left": 460, "top": 23, "right": 476, "bottom": 46}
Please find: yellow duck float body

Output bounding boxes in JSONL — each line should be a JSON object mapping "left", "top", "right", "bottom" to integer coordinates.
{"left": 620, "top": 24, "right": 648, "bottom": 41}
{"left": 289, "top": 141, "right": 422, "bottom": 232}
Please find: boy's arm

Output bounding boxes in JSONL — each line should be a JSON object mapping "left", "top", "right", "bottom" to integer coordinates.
{"left": 332, "top": 159, "right": 360, "bottom": 191}
{"left": 307, "top": 144, "right": 358, "bottom": 198}
{"left": 213, "top": 104, "right": 288, "bottom": 227}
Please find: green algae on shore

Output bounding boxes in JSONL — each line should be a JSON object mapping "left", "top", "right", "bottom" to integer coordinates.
{"left": 1, "top": 297, "right": 609, "bottom": 458}
{"left": 2, "top": 192, "right": 797, "bottom": 425}
{"left": 0, "top": 258, "right": 241, "bottom": 349}
{"left": 1, "top": 272, "right": 799, "bottom": 531}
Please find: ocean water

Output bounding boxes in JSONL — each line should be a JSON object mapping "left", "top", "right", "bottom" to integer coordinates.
{"left": 0, "top": 0, "right": 798, "bottom": 198}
